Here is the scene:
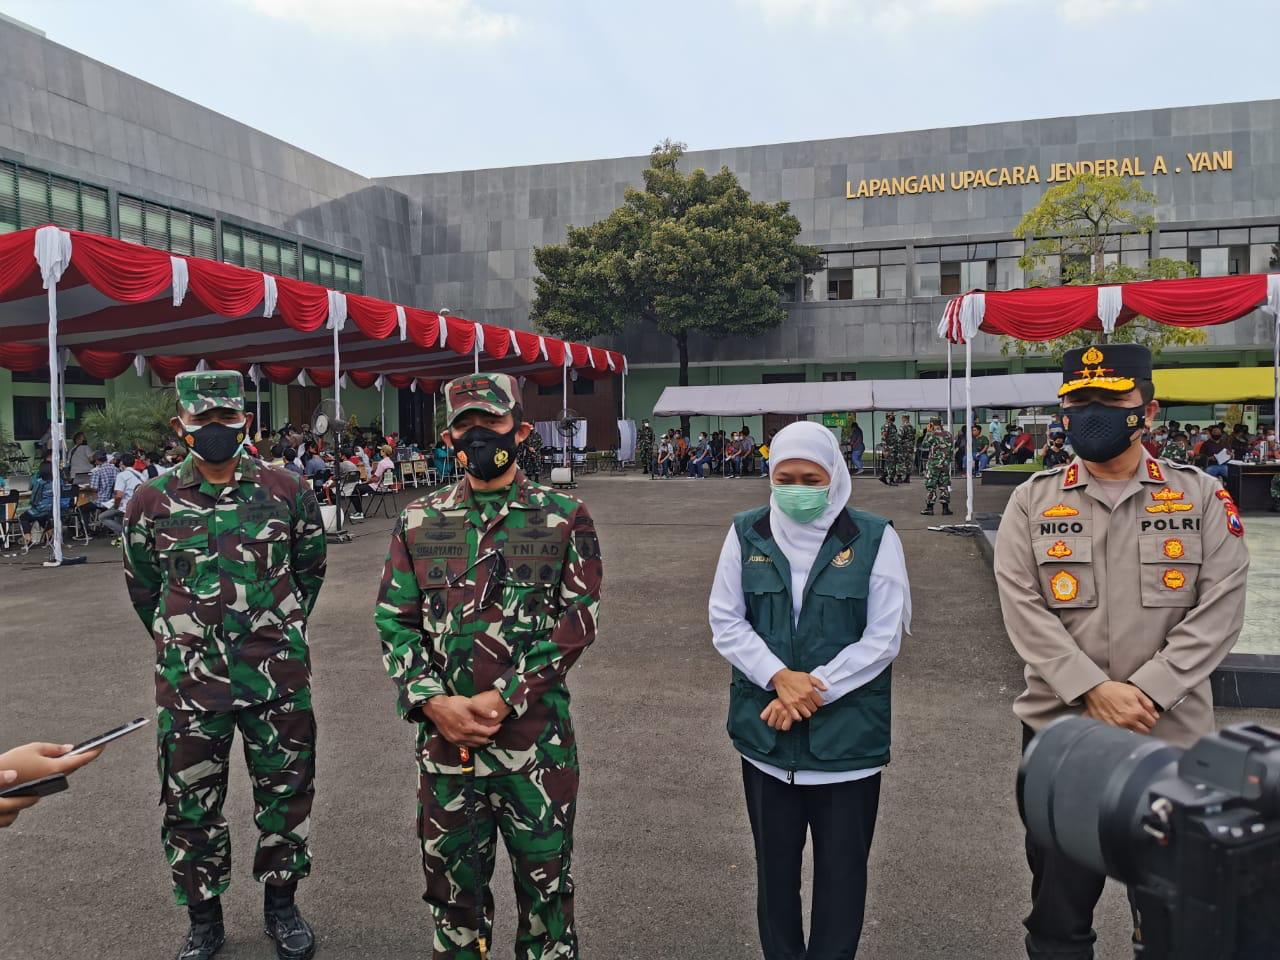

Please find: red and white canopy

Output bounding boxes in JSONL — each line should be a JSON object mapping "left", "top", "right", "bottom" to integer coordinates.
{"left": 0, "top": 225, "right": 626, "bottom": 391}
{"left": 937, "top": 273, "right": 1280, "bottom": 344}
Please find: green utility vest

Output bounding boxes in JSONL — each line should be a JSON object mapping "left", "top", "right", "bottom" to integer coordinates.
{"left": 727, "top": 506, "right": 892, "bottom": 775}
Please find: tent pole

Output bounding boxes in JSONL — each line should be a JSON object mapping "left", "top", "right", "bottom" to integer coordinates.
{"left": 563, "top": 363, "right": 569, "bottom": 470}
{"left": 1273, "top": 312, "right": 1279, "bottom": 434}
{"left": 380, "top": 377, "right": 386, "bottom": 435}
{"left": 46, "top": 270, "right": 64, "bottom": 565}
{"left": 621, "top": 370, "right": 627, "bottom": 420}
{"left": 474, "top": 340, "right": 480, "bottom": 374}
{"left": 965, "top": 338, "right": 974, "bottom": 523}
{"left": 946, "top": 341, "right": 953, "bottom": 437}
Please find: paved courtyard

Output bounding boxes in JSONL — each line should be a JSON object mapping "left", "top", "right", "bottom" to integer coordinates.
{"left": 1, "top": 473, "right": 1275, "bottom": 960}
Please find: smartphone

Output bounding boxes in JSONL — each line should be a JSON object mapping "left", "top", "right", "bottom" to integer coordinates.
{"left": 68, "top": 717, "right": 150, "bottom": 756}
{"left": 0, "top": 774, "right": 68, "bottom": 799}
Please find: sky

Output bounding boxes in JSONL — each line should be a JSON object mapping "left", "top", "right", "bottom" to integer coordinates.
{"left": 3, "top": 0, "right": 1276, "bottom": 178}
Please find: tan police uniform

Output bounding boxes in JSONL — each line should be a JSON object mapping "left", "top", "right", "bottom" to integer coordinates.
{"left": 995, "top": 450, "right": 1250, "bottom": 749}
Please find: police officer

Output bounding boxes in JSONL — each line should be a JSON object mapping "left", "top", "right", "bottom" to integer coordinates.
{"left": 374, "top": 373, "right": 603, "bottom": 960}
{"left": 994, "top": 344, "right": 1250, "bottom": 960}
{"left": 123, "top": 371, "right": 327, "bottom": 960}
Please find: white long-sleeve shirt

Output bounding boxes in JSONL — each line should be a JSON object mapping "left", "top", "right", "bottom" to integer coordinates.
{"left": 709, "top": 524, "right": 911, "bottom": 785}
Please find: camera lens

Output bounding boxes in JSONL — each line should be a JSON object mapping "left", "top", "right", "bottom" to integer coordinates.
{"left": 1018, "top": 717, "right": 1178, "bottom": 880}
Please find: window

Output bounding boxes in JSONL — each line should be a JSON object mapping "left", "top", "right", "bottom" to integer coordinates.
{"left": 572, "top": 377, "right": 595, "bottom": 396}
{"left": 12, "top": 365, "right": 104, "bottom": 386}
{"left": 1193, "top": 245, "right": 1246, "bottom": 277}
{"left": 807, "top": 248, "right": 908, "bottom": 301}
{"left": 537, "top": 382, "right": 560, "bottom": 396}
{"left": 12, "top": 396, "right": 49, "bottom": 441}
{"left": 302, "top": 245, "right": 363, "bottom": 293}
{"left": 960, "top": 260, "right": 990, "bottom": 291}
{"left": 118, "top": 196, "right": 216, "bottom": 258}
{"left": 915, "top": 262, "right": 941, "bottom": 297}
{"left": 880, "top": 263, "right": 907, "bottom": 297}
{"left": 223, "top": 223, "right": 300, "bottom": 278}
{"left": 0, "top": 161, "right": 109, "bottom": 236}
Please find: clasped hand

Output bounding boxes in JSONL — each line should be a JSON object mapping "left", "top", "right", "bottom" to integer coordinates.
{"left": 760, "top": 669, "right": 829, "bottom": 731}
{"left": 424, "top": 690, "right": 512, "bottom": 748}
{"left": 1084, "top": 680, "right": 1159, "bottom": 735}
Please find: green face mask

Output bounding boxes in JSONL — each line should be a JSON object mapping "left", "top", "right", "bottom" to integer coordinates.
{"left": 771, "top": 483, "right": 830, "bottom": 523}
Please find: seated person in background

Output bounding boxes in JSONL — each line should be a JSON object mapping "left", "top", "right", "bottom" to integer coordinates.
{"left": 656, "top": 436, "right": 675, "bottom": 478}
{"left": 1230, "top": 423, "right": 1253, "bottom": 461}
{"left": 88, "top": 451, "right": 117, "bottom": 513}
{"left": 970, "top": 426, "right": 991, "bottom": 476}
{"left": 674, "top": 431, "right": 690, "bottom": 472}
{"left": 282, "top": 447, "right": 303, "bottom": 475}
{"left": 349, "top": 445, "right": 395, "bottom": 517}
{"left": 18, "top": 462, "right": 55, "bottom": 552}
{"left": 1195, "top": 424, "right": 1231, "bottom": 481}
{"left": 1042, "top": 436, "right": 1071, "bottom": 468}
{"left": 1161, "top": 430, "right": 1190, "bottom": 464}
{"left": 97, "top": 455, "right": 146, "bottom": 544}
{"left": 724, "top": 432, "right": 743, "bottom": 478}
{"left": 303, "top": 443, "right": 330, "bottom": 488}
{"left": 687, "top": 432, "right": 711, "bottom": 478}
{"left": 1008, "top": 427, "right": 1035, "bottom": 464}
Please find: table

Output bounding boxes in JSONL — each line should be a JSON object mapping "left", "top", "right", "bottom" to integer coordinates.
{"left": 1225, "top": 461, "right": 1280, "bottom": 512}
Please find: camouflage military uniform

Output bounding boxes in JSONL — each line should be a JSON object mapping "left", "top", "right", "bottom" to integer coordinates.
{"left": 1160, "top": 439, "right": 1190, "bottom": 464}
{"left": 375, "top": 373, "right": 603, "bottom": 960}
{"left": 518, "top": 431, "right": 543, "bottom": 482}
{"left": 921, "top": 427, "right": 953, "bottom": 508}
{"left": 122, "top": 373, "right": 327, "bottom": 907}
{"left": 880, "top": 417, "right": 898, "bottom": 482}
{"left": 636, "top": 423, "right": 656, "bottom": 473}
{"left": 897, "top": 420, "right": 916, "bottom": 483}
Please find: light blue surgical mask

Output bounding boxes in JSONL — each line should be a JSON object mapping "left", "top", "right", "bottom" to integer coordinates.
{"left": 771, "top": 483, "right": 830, "bottom": 523}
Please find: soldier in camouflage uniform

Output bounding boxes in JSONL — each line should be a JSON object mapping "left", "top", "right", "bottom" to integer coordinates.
{"left": 374, "top": 372, "right": 603, "bottom": 960}
{"left": 879, "top": 413, "right": 898, "bottom": 485}
{"left": 897, "top": 415, "right": 916, "bottom": 483}
{"left": 636, "top": 420, "right": 656, "bottom": 474}
{"left": 123, "top": 371, "right": 326, "bottom": 960}
{"left": 1160, "top": 431, "right": 1190, "bottom": 464}
{"left": 919, "top": 417, "right": 954, "bottom": 516}
{"left": 517, "top": 429, "right": 543, "bottom": 483}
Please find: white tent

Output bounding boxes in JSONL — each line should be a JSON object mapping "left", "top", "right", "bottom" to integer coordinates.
{"left": 652, "top": 372, "right": 1060, "bottom": 418}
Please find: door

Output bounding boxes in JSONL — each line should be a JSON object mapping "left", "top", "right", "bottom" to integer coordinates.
{"left": 288, "top": 386, "right": 321, "bottom": 431}
{"left": 761, "top": 372, "right": 805, "bottom": 440}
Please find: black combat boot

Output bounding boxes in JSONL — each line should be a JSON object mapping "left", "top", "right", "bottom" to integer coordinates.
{"left": 920, "top": 504, "right": 934, "bottom": 515}
{"left": 177, "top": 898, "right": 225, "bottom": 960}
{"left": 264, "top": 883, "right": 316, "bottom": 960}
{"left": 941, "top": 504, "right": 954, "bottom": 516}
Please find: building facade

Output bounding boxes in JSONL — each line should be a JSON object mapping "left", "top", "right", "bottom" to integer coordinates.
{"left": 1, "top": 17, "right": 1277, "bottom": 452}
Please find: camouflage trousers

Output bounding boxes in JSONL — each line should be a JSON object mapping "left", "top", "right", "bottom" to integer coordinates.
{"left": 1271, "top": 473, "right": 1280, "bottom": 501}
{"left": 924, "top": 468, "right": 951, "bottom": 506}
{"left": 157, "top": 687, "right": 316, "bottom": 905}
{"left": 420, "top": 766, "right": 579, "bottom": 960}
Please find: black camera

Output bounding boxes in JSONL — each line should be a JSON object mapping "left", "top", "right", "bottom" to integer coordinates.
{"left": 1018, "top": 717, "right": 1280, "bottom": 960}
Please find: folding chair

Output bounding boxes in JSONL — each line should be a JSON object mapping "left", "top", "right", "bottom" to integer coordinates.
{"left": 67, "top": 488, "right": 95, "bottom": 544}
{"left": 0, "top": 491, "right": 22, "bottom": 550}
{"left": 364, "top": 480, "right": 397, "bottom": 519}
{"left": 413, "top": 460, "right": 429, "bottom": 487}
{"left": 399, "top": 460, "right": 417, "bottom": 489}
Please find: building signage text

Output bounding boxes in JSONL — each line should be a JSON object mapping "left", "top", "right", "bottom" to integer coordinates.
{"left": 845, "top": 151, "right": 1233, "bottom": 200}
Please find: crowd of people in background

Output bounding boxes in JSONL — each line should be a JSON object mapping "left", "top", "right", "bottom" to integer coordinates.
{"left": 638, "top": 421, "right": 778, "bottom": 479}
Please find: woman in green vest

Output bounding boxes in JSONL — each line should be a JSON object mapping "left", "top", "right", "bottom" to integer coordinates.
{"left": 709, "top": 420, "right": 911, "bottom": 960}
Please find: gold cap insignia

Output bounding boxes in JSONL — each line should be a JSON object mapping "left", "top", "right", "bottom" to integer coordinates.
{"left": 494, "top": 448, "right": 510, "bottom": 467}
{"left": 1082, "top": 347, "right": 1104, "bottom": 365}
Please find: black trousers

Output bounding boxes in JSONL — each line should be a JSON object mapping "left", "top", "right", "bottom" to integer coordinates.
{"left": 741, "top": 759, "right": 881, "bottom": 960}
{"left": 1020, "top": 725, "right": 1137, "bottom": 960}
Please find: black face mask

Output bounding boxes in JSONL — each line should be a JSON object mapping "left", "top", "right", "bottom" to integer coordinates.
{"left": 453, "top": 423, "right": 520, "bottom": 481}
{"left": 181, "top": 420, "right": 247, "bottom": 464}
{"left": 1064, "top": 403, "right": 1146, "bottom": 463}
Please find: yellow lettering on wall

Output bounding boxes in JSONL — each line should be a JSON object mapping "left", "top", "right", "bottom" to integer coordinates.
{"left": 1026, "top": 165, "right": 1040, "bottom": 183}
{"left": 1153, "top": 155, "right": 1168, "bottom": 174}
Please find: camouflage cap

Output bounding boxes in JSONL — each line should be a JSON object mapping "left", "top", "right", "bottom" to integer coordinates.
{"left": 444, "top": 372, "right": 521, "bottom": 426}
{"left": 175, "top": 370, "right": 246, "bottom": 416}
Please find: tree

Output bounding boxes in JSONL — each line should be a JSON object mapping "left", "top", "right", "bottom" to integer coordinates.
{"left": 80, "top": 390, "right": 176, "bottom": 453}
{"left": 531, "top": 140, "right": 823, "bottom": 433}
{"left": 1003, "top": 173, "right": 1207, "bottom": 361}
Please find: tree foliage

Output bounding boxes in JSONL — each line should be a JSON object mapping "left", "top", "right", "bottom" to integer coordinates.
{"left": 1003, "top": 173, "right": 1207, "bottom": 361}
{"left": 531, "top": 140, "right": 823, "bottom": 416}
{"left": 80, "top": 389, "right": 177, "bottom": 453}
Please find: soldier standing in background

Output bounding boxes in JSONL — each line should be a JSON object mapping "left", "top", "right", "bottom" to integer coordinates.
{"left": 920, "top": 418, "right": 954, "bottom": 516}
{"left": 636, "top": 419, "right": 656, "bottom": 474}
{"left": 123, "top": 371, "right": 326, "bottom": 960}
{"left": 879, "top": 413, "right": 898, "bottom": 486}
{"left": 517, "top": 427, "right": 543, "bottom": 482}
{"left": 897, "top": 415, "right": 916, "bottom": 484}
{"left": 375, "top": 372, "right": 603, "bottom": 960}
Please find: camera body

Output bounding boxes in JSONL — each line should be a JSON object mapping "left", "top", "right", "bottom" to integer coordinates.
{"left": 1019, "top": 719, "right": 1280, "bottom": 960}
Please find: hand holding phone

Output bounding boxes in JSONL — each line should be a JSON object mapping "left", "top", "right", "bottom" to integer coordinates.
{"left": 0, "top": 742, "right": 102, "bottom": 787}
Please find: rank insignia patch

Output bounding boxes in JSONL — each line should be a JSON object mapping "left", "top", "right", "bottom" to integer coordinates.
{"left": 1049, "top": 570, "right": 1080, "bottom": 602}
{"left": 1046, "top": 540, "right": 1073, "bottom": 559}
{"left": 1063, "top": 464, "right": 1080, "bottom": 487}
{"left": 1162, "top": 538, "right": 1185, "bottom": 559}
{"left": 1042, "top": 503, "right": 1080, "bottom": 518}
{"left": 1162, "top": 569, "right": 1186, "bottom": 590}
{"left": 1146, "top": 460, "right": 1165, "bottom": 482}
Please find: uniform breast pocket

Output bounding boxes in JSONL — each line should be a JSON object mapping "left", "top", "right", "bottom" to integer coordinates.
{"left": 240, "top": 517, "right": 291, "bottom": 581}
{"left": 1138, "top": 534, "right": 1201, "bottom": 608}
{"left": 811, "top": 575, "right": 867, "bottom": 647}
{"left": 1032, "top": 537, "right": 1097, "bottom": 609}
{"left": 155, "top": 521, "right": 211, "bottom": 592}
{"left": 742, "top": 566, "right": 787, "bottom": 636}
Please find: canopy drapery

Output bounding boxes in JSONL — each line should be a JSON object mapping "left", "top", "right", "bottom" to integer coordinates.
{"left": 8, "top": 225, "right": 628, "bottom": 565}
{"left": 0, "top": 225, "right": 627, "bottom": 387}
{"left": 936, "top": 272, "right": 1280, "bottom": 521}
